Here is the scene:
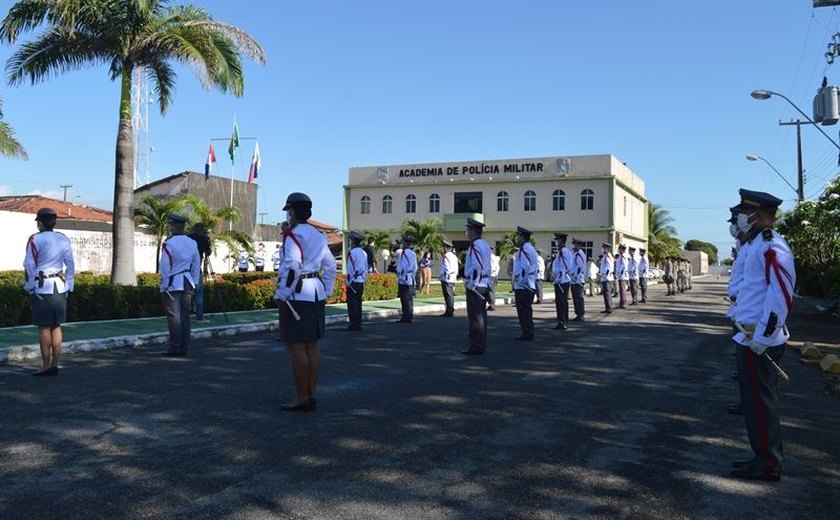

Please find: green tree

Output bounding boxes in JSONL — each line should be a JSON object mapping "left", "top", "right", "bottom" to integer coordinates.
{"left": 1, "top": 0, "right": 265, "bottom": 285}
{"left": 362, "top": 229, "right": 392, "bottom": 251}
{"left": 134, "top": 195, "right": 188, "bottom": 273}
{"left": 684, "top": 239, "right": 718, "bottom": 264}
{"left": 0, "top": 97, "right": 27, "bottom": 159}
{"left": 399, "top": 218, "right": 445, "bottom": 255}
{"left": 181, "top": 194, "right": 252, "bottom": 268}
{"left": 648, "top": 203, "right": 682, "bottom": 266}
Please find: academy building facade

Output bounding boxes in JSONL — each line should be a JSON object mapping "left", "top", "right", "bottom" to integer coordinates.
{"left": 343, "top": 154, "right": 648, "bottom": 262}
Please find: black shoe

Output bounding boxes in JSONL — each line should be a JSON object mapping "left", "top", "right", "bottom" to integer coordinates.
{"left": 553, "top": 323, "right": 567, "bottom": 330}
{"left": 600, "top": 309, "right": 611, "bottom": 314}
{"left": 395, "top": 319, "right": 412, "bottom": 323}
{"left": 344, "top": 326, "right": 362, "bottom": 331}
{"left": 514, "top": 336, "right": 534, "bottom": 341}
{"left": 727, "top": 405, "right": 743, "bottom": 415}
{"left": 163, "top": 351, "right": 180, "bottom": 357}
{"left": 640, "top": 299, "right": 647, "bottom": 303}
{"left": 731, "top": 459, "right": 755, "bottom": 469}
{"left": 571, "top": 316, "right": 582, "bottom": 322}
{"left": 461, "top": 350, "right": 483, "bottom": 355}
{"left": 281, "top": 399, "right": 315, "bottom": 412}
{"left": 33, "top": 367, "right": 58, "bottom": 377}
{"left": 730, "top": 466, "right": 780, "bottom": 482}
{"left": 487, "top": 306, "right": 497, "bottom": 311}
{"left": 629, "top": 302, "right": 638, "bottom": 306}
{"left": 438, "top": 313, "right": 454, "bottom": 317}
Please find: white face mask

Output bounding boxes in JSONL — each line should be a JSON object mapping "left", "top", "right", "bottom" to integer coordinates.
{"left": 286, "top": 209, "right": 295, "bottom": 223}
{"left": 736, "top": 212, "right": 755, "bottom": 234}
{"left": 729, "top": 223, "right": 739, "bottom": 238}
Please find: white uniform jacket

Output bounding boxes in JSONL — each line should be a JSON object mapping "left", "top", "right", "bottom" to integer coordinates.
{"left": 23, "top": 230, "right": 75, "bottom": 295}
{"left": 440, "top": 251, "right": 460, "bottom": 284}
{"left": 513, "top": 243, "right": 539, "bottom": 290}
{"left": 254, "top": 249, "right": 266, "bottom": 269}
{"left": 159, "top": 234, "right": 200, "bottom": 292}
{"left": 552, "top": 247, "right": 573, "bottom": 285}
{"left": 732, "top": 229, "right": 796, "bottom": 348}
{"left": 490, "top": 253, "right": 500, "bottom": 279}
{"left": 272, "top": 248, "right": 281, "bottom": 270}
{"left": 275, "top": 223, "right": 337, "bottom": 302}
{"left": 571, "top": 250, "right": 587, "bottom": 285}
{"left": 397, "top": 247, "right": 417, "bottom": 286}
{"left": 599, "top": 253, "right": 614, "bottom": 282}
{"left": 346, "top": 247, "right": 368, "bottom": 284}
{"left": 237, "top": 252, "right": 249, "bottom": 270}
{"left": 727, "top": 241, "right": 745, "bottom": 318}
{"left": 638, "top": 256, "right": 649, "bottom": 279}
{"left": 615, "top": 253, "right": 629, "bottom": 281}
{"left": 628, "top": 254, "right": 640, "bottom": 280}
{"left": 465, "top": 239, "right": 492, "bottom": 289}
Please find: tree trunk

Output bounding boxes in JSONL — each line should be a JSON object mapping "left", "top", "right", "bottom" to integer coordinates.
{"left": 110, "top": 70, "right": 137, "bottom": 285}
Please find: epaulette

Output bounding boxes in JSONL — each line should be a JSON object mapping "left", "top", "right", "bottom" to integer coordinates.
{"left": 762, "top": 229, "right": 773, "bottom": 241}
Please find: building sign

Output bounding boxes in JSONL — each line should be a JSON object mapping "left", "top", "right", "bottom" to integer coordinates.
{"left": 383, "top": 157, "right": 573, "bottom": 182}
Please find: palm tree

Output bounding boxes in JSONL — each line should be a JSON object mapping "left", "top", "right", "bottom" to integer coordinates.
{"left": 647, "top": 203, "right": 682, "bottom": 265}
{"left": 181, "top": 193, "right": 252, "bottom": 266}
{"left": 0, "top": 97, "right": 27, "bottom": 159}
{"left": 134, "top": 195, "right": 188, "bottom": 273}
{"left": 1, "top": 0, "right": 265, "bottom": 285}
{"left": 362, "top": 229, "right": 392, "bottom": 251}
{"left": 399, "top": 218, "right": 445, "bottom": 255}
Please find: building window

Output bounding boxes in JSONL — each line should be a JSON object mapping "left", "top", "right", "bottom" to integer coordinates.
{"left": 582, "top": 241, "right": 594, "bottom": 261}
{"left": 360, "top": 195, "right": 370, "bottom": 215}
{"left": 406, "top": 194, "right": 416, "bottom": 214}
{"left": 581, "top": 189, "right": 594, "bottom": 211}
{"left": 524, "top": 190, "right": 536, "bottom": 212}
{"left": 429, "top": 193, "right": 440, "bottom": 213}
{"left": 497, "top": 191, "right": 509, "bottom": 212}
{"left": 454, "top": 192, "right": 483, "bottom": 213}
{"left": 623, "top": 196, "right": 627, "bottom": 217}
{"left": 382, "top": 195, "right": 392, "bottom": 214}
{"left": 552, "top": 189, "right": 566, "bottom": 211}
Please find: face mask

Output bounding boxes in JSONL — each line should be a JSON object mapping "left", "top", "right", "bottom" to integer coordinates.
{"left": 729, "top": 223, "right": 739, "bottom": 238}
{"left": 736, "top": 212, "right": 754, "bottom": 234}
{"left": 286, "top": 210, "right": 294, "bottom": 222}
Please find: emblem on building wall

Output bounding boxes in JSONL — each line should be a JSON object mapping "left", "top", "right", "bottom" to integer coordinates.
{"left": 376, "top": 167, "right": 388, "bottom": 184}
{"left": 555, "top": 158, "right": 571, "bottom": 175}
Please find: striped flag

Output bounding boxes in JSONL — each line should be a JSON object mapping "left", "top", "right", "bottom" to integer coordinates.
{"left": 204, "top": 144, "right": 216, "bottom": 180}
{"left": 248, "top": 142, "right": 261, "bottom": 183}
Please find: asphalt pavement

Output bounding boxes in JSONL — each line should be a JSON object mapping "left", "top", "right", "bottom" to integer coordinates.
{"left": 1, "top": 279, "right": 838, "bottom": 519}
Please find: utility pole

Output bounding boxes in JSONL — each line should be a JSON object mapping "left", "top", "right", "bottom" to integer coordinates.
{"left": 778, "top": 120, "right": 806, "bottom": 202}
{"left": 258, "top": 212, "right": 267, "bottom": 225}
{"left": 60, "top": 184, "right": 73, "bottom": 202}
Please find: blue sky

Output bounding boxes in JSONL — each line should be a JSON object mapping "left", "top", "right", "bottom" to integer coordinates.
{"left": 1, "top": 1, "right": 839, "bottom": 258}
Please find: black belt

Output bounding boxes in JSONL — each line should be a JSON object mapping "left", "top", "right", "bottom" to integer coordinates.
{"left": 300, "top": 272, "right": 320, "bottom": 279}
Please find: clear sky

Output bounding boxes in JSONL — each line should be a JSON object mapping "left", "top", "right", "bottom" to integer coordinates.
{"left": 1, "top": 1, "right": 839, "bottom": 258}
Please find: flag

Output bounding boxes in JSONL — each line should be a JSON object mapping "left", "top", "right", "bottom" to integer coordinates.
{"left": 248, "top": 142, "right": 261, "bottom": 184}
{"left": 228, "top": 122, "right": 240, "bottom": 163}
{"left": 204, "top": 144, "right": 216, "bottom": 180}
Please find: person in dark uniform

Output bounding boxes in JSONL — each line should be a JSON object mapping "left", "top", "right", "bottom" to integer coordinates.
{"left": 551, "top": 232, "right": 573, "bottom": 330}
{"left": 344, "top": 230, "right": 367, "bottom": 331}
{"left": 395, "top": 235, "right": 417, "bottom": 323}
{"left": 24, "top": 207, "right": 75, "bottom": 376}
{"left": 439, "top": 239, "right": 458, "bottom": 317}
{"left": 187, "top": 223, "right": 212, "bottom": 321}
{"left": 159, "top": 214, "right": 201, "bottom": 356}
{"left": 512, "top": 226, "right": 538, "bottom": 340}
{"left": 364, "top": 237, "right": 377, "bottom": 273}
{"left": 274, "top": 193, "right": 337, "bottom": 412}
{"left": 462, "top": 218, "right": 492, "bottom": 354}
{"left": 729, "top": 189, "right": 795, "bottom": 482}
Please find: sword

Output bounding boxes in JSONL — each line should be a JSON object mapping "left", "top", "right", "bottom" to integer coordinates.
{"left": 284, "top": 300, "right": 301, "bottom": 321}
{"left": 734, "top": 322, "right": 790, "bottom": 382}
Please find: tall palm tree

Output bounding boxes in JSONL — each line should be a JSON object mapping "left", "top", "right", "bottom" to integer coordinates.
{"left": 399, "top": 218, "right": 445, "bottom": 255}
{"left": 0, "top": 0, "right": 265, "bottom": 285}
{"left": 647, "top": 203, "right": 682, "bottom": 265}
{"left": 0, "top": 97, "right": 27, "bottom": 159}
{"left": 134, "top": 194, "right": 187, "bottom": 272}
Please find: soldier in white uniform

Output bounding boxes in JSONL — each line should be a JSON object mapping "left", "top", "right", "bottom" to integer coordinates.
{"left": 462, "top": 218, "right": 492, "bottom": 354}
{"left": 24, "top": 207, "right": 75, "bottom": 376}
{"left": 438, "top": 239, "right": 459, "bottom": 317}
{"left": 551, "top": 232, "right": 573, "bottom": 330}
{"left": 488, "top": 249, "right": 500, "bottom": 311}
{"left": 599, "top": 243, "right": 614, "bottom": 314}
{"left": 637, "top": 248, "right": 649, "bottom": 303}
{"left": 272, "top": 244, "right": 281, "bottom": 272}
{"left": 535, "top": 251, "right": 546, "bottom": 304}
{"left": 628, "top": 246, "right": 640, "bottom": 305}
{"left": 237, "top": 250, "right": 249, "bottom": 272}
{"left": 159, "top": 214, "right": 201, "bottom": 357}
{"left": 274, "top": 193, "right": 337, "bottom": 412}
{"left": 344, "top": 230, "right": 368, "bottom": 331}
{"left": 254, "top": 243, "right": 266, "bottom": 272}
{"left": 513, "top": 226, "right": 538, "bottom": 340}
{"left": 570, "top": 239, "right": 587, "bottom": 321}
{"left": 395, "top": 235, "right": 418, "bottom": 323}
{"left": 615, "top": 244, "right": 629, "bottom": 309}
{"left": 729, "top": 189, "right": 795, "bottom": 482}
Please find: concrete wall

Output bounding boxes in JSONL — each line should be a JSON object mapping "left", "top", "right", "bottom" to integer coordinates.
{"left": 682, "top": 250, "right": 709, "bottom": 275}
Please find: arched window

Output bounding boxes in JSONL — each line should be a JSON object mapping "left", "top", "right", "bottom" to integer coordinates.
{"left": 552, "top": 189, "right": 566, "bottom": 211}
{"left": 382, "top": 195, "right": 393, "bottom": 214}
{"left": 405, "top": 194, "right": 417, "bottom": 214}
{"left": 524, "top": 190, "right": 537, "bottom": 212}
{"left": 497, "top": 191, "right": 509, "bottom": 212}
{"left": 580, "top": 189, "right": 594, "bottom": 211}
{"left": 360, "top": 195, "right": 371, "bottom": 215}
{"left": 429, "top": 193, "right": 440, "bottom": 213}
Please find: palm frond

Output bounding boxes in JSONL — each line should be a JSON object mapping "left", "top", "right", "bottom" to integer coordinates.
{"left": 6, "top": 28, "right": 112, "bottom": 85}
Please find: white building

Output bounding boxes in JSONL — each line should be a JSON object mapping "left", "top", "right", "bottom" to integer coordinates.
{"left": 343, "top": 154, "right": 648, "bottom": 265}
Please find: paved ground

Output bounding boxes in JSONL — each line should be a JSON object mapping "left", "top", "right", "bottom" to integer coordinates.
{"left": 1, "top": 279, "right": 838, "bottom": 519}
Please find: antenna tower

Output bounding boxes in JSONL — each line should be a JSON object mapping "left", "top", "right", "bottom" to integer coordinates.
{"left": 131, "top": 67, "right": 152, "bottom": 188}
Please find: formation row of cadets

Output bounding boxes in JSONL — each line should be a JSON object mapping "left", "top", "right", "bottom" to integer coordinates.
{"left": 596, "top": 242, "right": 651, "bottom": 314}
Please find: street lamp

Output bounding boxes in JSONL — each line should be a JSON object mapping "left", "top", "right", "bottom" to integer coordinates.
{"left": 745, "top": 154, "right": 801, "bottom": 200}
{"left": 750, "top": 89, "right": 840, "bottom": 151}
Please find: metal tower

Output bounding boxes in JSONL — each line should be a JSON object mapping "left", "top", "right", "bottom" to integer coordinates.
{"left": 131, "top": 67, "right": 152, "bottom": 188}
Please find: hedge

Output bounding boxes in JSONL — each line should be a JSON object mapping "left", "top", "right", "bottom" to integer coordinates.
{"left": 0, "top": 271, "right": 399, "bottom": 326}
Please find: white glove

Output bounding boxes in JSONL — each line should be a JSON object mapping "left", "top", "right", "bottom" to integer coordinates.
{"left": 746, "top": 339, "right": 768, "bottom": 356}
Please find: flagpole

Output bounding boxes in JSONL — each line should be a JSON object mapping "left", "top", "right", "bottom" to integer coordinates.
{"left": 229, "top": 115, "right": 236, "bottom": 232}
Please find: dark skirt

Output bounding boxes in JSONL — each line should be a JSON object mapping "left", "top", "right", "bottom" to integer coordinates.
{"left": 31, "top": 293, "right": 67, "bottom": 326}
{"left": 280, "top": 300, "right": 325, "bottom": 343}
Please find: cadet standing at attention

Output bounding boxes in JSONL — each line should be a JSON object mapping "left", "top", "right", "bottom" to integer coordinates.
{"left": 395, "top": 235, "right": 417, "bottom": 323}
{"left": 439, "top": 239, "right": 458, "bottom": 317}
{"left": 462, "top": 218, "right": 492, "bottom": 355}
{"left": 628, "top": 246, "right": 640, "bottom": 306}
{"left": 159, "top": 214, "right": 201, "bottom": 357}
{"left": 551, "top": 232, "right": 573, "bottom": 330}
{"left": 729, "top": 188, "right": 795, "bottom": 482}
{"left": 344, "top": 230, "right": 368, "bottom": 331}
{"left": 598, "top": 243, "right": 614, "bottom": 314}
{"left": 637, "top": 248, "right": 649, "bottom": 303}
{"left": 24, "top": 207, "right": 75, "bottom": 376}
{"left": 570, "top": 238, "right": 587, "bottom": 322}
{"left": 512, "top": 226, "right": 538, "bottom": 340}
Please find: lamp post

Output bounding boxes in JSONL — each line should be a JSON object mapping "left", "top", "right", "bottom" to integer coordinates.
{"left": 745, "top": 155, "right": 801, "bottom": 201}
